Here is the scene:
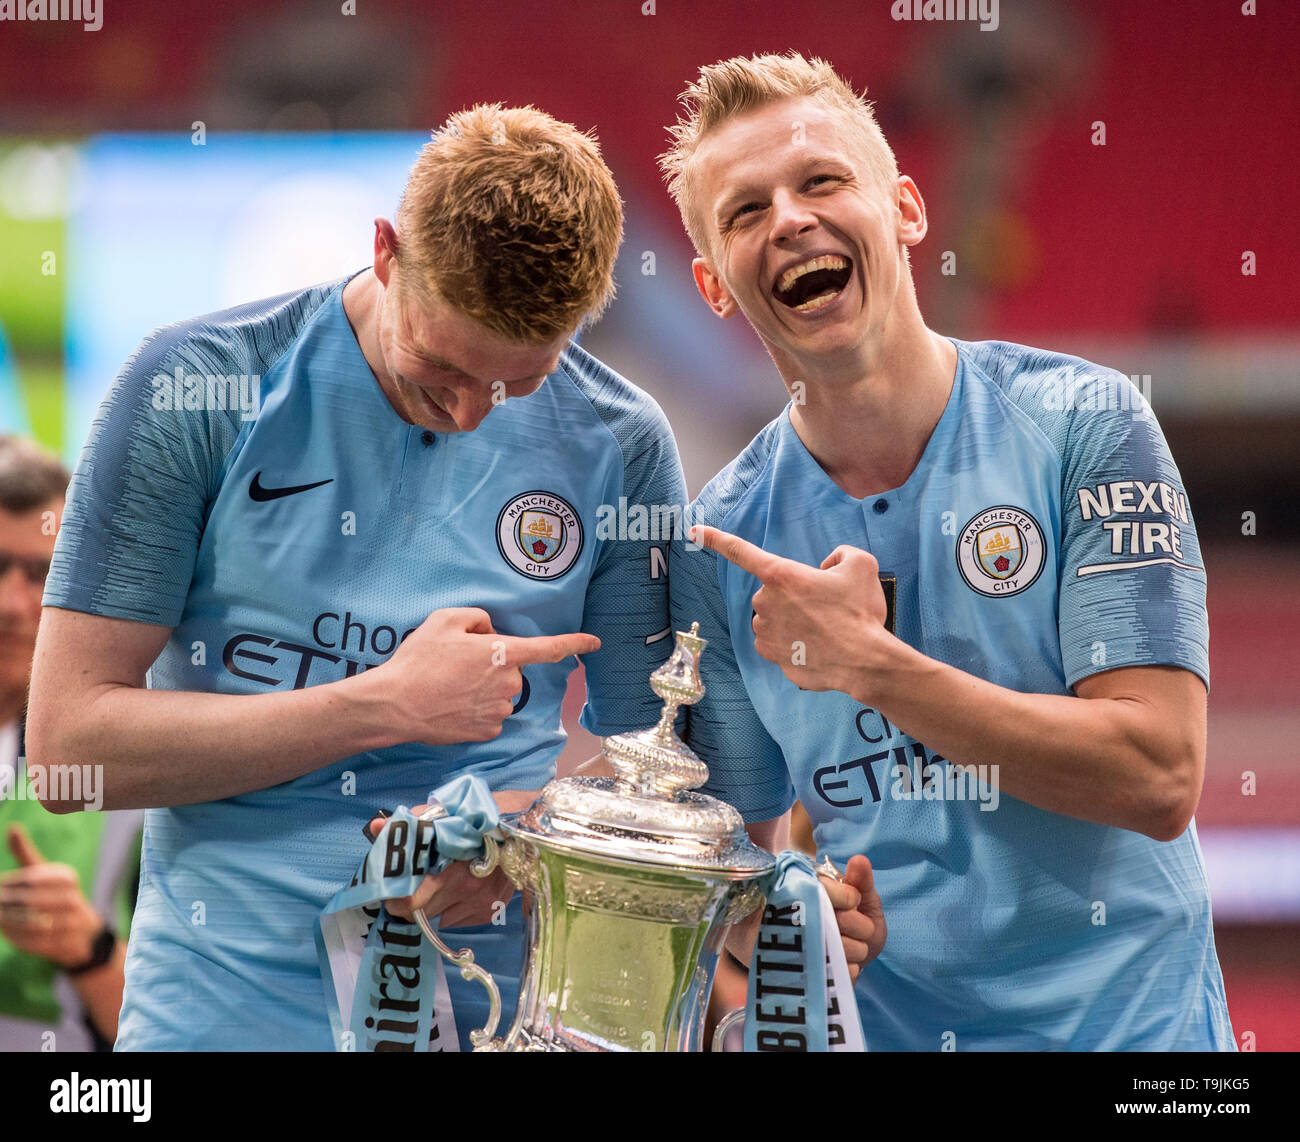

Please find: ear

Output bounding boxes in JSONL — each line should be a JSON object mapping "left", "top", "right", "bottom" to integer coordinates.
{"left": 895, "top": 177, "right": 928, "bottom": 249}
{"left": 692, "top": 257, "right": 739, "bottom": 319}
{"left": 373, "top": 218, "right": 399, "bottom": 286}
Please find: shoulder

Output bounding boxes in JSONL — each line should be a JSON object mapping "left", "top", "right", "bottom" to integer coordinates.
{"left": 690, "top": 412, "right": 785, "bottom": 529}
{"left": 121, "top": 278, "right": 345, "bottom": 398}
{"left": 552, "top": 343, "right": 683, "bottom": 502}
{"left": 553, "top": 340, "right": 675, "bottom": 448}
{"left": 954, "top": 338, "right": 1155, "bottom": 464}
{"left": 72, "top": 279, "right": 348, "bottom": 508}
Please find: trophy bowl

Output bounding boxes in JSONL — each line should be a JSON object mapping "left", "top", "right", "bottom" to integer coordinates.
{"left": 418, "top": 623, "right": 776, "bottom": 1052}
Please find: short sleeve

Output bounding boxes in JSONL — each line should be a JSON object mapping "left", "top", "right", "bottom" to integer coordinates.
{"left": 578, "top": 398, "right": 687, "bottom": 736}
{"left": 44, "top": 327, "right": 245, "bottom": 627}
{"left": 1058, "top": 387, "right": 1209, "bottom": 690}
{"left": 670, "top": 521, "right": 794, "bottom": 824}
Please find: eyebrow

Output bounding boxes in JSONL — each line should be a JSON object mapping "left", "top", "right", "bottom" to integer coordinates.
{"left": 714, "top": 155, "right": 848, "bottom": 222}
{"left": 715, "top": 182, "right": 766, "bottom": 223}
{"left": 413, "top": 350, "right": 469, "bottom": 375}
{"left": 398, "top": 345, "right": 559, "bottom": 385}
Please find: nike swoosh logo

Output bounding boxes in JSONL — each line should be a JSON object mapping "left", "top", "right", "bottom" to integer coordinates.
{"left": 248, "top": 472, "right": 334, "bottom": 502}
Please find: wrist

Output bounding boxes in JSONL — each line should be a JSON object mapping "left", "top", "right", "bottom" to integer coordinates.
{"left": 64, "top": 921, "right": 116, "bottom": 976}
{"left": 493, "top": 789, "right": 541, "bottom": 815}
{"left": 723, "top": 908, "right": 760, "bottom": 969}
{"left": 337, "top": 668, "right": 409, "bottom": 752}
{"left": 848, "top": 624, "right": 902, "bottom": 706}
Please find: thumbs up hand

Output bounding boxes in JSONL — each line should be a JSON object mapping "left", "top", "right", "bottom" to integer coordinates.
{"left": 0, "top": 824, "right": 105, "bottom": 968}
{"left": 7, "top": 822, "right": 46, "bottom": 868}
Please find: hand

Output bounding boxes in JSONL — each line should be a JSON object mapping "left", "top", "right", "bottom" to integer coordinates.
{"left": 0, "top": 825, "right": 105, "bottom": 969}
{"left": 378, "top": 608, "right": 599, "bottom": 746}
{"left": 366, "top": 791, "right": 533, "bottom": 929}
{"left": 690, "top": 526, "right": 888, "bottom": 699}
{"left": 819, "top": 855, "right": 886, "bottom": 985}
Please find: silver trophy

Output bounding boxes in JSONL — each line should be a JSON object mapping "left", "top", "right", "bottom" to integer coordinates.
{"left": 415, "top": 623, "right": 775, "bottom": 1051}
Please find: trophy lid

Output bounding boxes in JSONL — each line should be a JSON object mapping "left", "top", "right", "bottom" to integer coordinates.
{"left": 505, "top": 624, "right": 775, "bottom": 879}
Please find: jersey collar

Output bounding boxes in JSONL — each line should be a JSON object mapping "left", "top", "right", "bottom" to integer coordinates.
{"left": 776, "top": 340, "right": 967, "bottom": 512}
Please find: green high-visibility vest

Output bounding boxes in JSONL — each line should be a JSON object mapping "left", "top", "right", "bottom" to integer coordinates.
{"left": 0, "top": 759, "right": 139, "bottom": 1026}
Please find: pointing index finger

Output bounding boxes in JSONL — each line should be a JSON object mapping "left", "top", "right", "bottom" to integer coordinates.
{"left": 689, "top": 525, "right": 784, "bottom": 582}
{"left": 499, "top": 631, "right": 601, "bottom": 667}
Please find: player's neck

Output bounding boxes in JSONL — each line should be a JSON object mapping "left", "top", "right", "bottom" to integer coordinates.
{"left": 784, "top": 322, "right": 956, "bottom": 500}
{"left": 341, "top": 270, "right": 391, "bottom": 398}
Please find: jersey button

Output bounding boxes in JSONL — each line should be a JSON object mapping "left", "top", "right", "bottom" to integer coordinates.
{"left": 421, "top": 430, "right": 435, "bottom": 446}
{"left": 873, "top": 498, "right": 889, "bottom": 514}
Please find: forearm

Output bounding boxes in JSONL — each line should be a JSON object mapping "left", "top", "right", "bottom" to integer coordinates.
{"left": 857, "top": 636, "right": 1199, "bottom": 839}
{"left": 31, "top": 604, "right": 599, "bottom": 813}
{"left": 32, "top": 669, "right": 399, "bottom": 811}
{"left": 67, "top": 939, "right": 128, "bottom": 1044}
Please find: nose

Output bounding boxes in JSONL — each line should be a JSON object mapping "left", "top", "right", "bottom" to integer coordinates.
{"left": 443, "top": 387, "right": 495, "bottom": 432}
{"left": 769, "top": 187, "right": 818, "bottom": 243}
{"left": 0, "top": 564, "right": 34, "bottom": 621}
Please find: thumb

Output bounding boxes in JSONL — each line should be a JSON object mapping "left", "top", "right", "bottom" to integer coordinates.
{"left": 843, "top": 854, "right": 876, "bottom": 910}
{"left": 7, "top": 823, "right": 45, "bottom": 868}
{"left": 450, "top": 607, "right": 496, "bottom": 635}
{"left": 820, "top": 544, "right": 875, "bottom": 573}
{"left": 820, "top": 545, "right": 860, "bottom": 572}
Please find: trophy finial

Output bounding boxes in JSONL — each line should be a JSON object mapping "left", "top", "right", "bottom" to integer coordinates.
{"left": 604, "top": 623, "right": 710, "bottom": 798}
{"left": 647, "top": 622, "right": 707, "bottom": 743}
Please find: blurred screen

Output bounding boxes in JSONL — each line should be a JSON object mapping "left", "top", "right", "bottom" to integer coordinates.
{"left": 64, "top": 132, "right": 427, "bottom": 452}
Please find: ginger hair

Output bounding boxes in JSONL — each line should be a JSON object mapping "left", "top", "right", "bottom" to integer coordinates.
{"left": 395, "top": 104, "right": 623, "bottom": 341}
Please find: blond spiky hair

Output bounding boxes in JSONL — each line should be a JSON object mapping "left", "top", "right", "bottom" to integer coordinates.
{"left": 659, "top": 52, "right": 899, "bottom": 255}
{"left": 395, "top": 104, "right": 623, "bottom": 342}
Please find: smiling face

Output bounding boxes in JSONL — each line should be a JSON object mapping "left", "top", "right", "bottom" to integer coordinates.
{"left": 374, "top": 277, "right": 569, "bottom": 434}
{"left": 688, "top": 95, "right": 927, "bottom": 374}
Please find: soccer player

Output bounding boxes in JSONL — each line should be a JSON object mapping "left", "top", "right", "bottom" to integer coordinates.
{"left": 661, "top": 53, "right": 1234, "bottom": 1049}
{"left": 26, "top": 105, "right": 686, "bottom": 1050}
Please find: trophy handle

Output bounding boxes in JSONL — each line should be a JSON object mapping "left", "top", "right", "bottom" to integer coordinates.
{"left": 469, "top": 832, "right": 500, "bottom": 879}
{"left": 712, "top": 1007, "right": 746, "bottom": 1052}
{"left": 411, "top": 835, "right": 505, "bottom": 1050}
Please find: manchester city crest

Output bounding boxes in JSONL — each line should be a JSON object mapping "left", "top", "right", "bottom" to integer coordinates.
{"left": 977, "top": 523, "right": 1023, "bottom": 579}
{"left": 518, "top": 509, "right": 564, "bottom": 561}
{"left": 497, "top": 491, "right": 583, "bottom": 580}
{"left": 956, "top": 506, "right": 1046, "bottom": 597}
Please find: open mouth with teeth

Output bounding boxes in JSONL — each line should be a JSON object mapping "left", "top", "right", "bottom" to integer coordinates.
{"left": 773, "top": 254, "right": 853, "bottom": 312}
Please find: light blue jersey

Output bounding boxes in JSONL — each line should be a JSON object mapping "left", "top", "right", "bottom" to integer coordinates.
{"left": 46, "top": 276, "right": 684, "bottom": 1050}
{"left": 672, "top": 340, "right": 1234, "bottom": 1051}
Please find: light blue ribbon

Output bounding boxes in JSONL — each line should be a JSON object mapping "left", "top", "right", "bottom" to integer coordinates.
{"left": 316, "top": 774, "right": 500, "bottom": 1052}
{"left": 744, "top": 851, "right": 831, "bottom": 1052}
